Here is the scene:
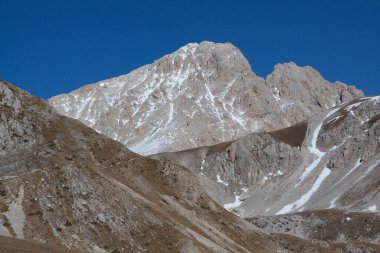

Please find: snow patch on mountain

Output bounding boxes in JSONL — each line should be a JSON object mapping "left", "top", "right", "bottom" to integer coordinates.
{"left": 366, "top": 205, "right": 377, "bottom": 212}
{"left": 217, "top": 175, "right": 229, "bottom": 186}
{"left": 224, "top": 195, "right": 243, "bottom": 210}
{"left": 277, "top": 167, "right": 331, "bottom": 215}
{"left": 298, "top": 108, "right": 340, "bottom": 184}
{"left": 4, "top": 186, "right": 25, "bottom": 239}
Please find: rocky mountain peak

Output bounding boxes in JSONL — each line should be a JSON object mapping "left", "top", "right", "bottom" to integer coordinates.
{"left": 49, "top": 42, "right": 363, "bottom": 155}
{"left": 268, "top": 62, "right": 363, "bottom": 100}
{"left": 269, "top": 62, "right": 325, "bottom": 81}
{"left": 149, "top": 41, "right": 253, "bottom": 84}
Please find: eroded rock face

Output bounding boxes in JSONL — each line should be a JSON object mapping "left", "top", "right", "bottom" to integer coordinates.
{"left": 154, "top": 96, "right": 380, "bottom": 218}
{"left": 265, "top": 63, "right": 363, "bottom": 126}
{"left": 49, "top": 42, "right": 363, "bottom": 155}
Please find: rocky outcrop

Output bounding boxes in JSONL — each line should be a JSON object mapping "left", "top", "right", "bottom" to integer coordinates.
{"left": 265, "top": 63, "right": 363, "bottom": 126}
{"left": 49, "top": 42, "right": 363, "bottom": 155}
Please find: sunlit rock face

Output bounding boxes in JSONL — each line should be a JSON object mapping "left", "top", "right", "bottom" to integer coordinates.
{"left": 154, "top": 96, "right": 380, "bottom": 218}
{"left": 49, "top": 42, "right": 362, "bottom": 155}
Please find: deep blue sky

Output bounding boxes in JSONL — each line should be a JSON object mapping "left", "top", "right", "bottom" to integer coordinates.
{"left": 1, "top": 0, "right": 379, "bottom": 99}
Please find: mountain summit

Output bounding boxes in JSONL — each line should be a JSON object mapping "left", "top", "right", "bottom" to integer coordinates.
{"left": 49, "top": 42, "right": 363, "bottom": 155}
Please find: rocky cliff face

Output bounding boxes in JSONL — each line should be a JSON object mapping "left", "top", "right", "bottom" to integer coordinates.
{"left": 154, "top": 96, "right": 380, "bottom": 218}
{"left": 49, "top": 42, "right": 363, "bottom": 155}
{"left": 152, "top": 95, "right": 380, "bottom": 251}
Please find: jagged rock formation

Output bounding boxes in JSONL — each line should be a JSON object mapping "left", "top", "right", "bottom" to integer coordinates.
{"left": 154, "top": 96, "right": 380, "bottom": 217}
{"left": 49, "top": 42, "right": 363, "bottom": 155}
{"left": 6, "top": 80, "right": 377, "bottom": 252}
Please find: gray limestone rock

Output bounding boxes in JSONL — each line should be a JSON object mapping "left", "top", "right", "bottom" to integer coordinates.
{"left": 49, "top": 42, "right": 363, "bottom": 155}
{"left": 154, "top": 96, "right": 380, "bottom": 218}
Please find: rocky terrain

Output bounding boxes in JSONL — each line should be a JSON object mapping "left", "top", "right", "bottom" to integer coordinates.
{"left": 247, "top": 209, "right": 380, "bottom": 245}
{"left": 49, "top": 42, "right": 363, "bottom": 155}
{"left": 155, "top": 95, "right": 380, "bottom": 216}
{"left": 153, "top": 95, "right": 380, "bottom": 251}
{"left": 6, "top": 80, "right": 379, "bottom": 252}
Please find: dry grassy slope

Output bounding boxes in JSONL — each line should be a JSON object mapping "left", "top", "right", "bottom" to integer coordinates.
{"left": 0, "top": 236, "right": 84, "bottom": 253}
{"left": 2, "top": 80, "right": 360, "bottom": 252}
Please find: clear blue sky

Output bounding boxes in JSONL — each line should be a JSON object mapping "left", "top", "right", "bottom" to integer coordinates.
{"left": 1, "top": 0, "right": 379, "bottom": 99}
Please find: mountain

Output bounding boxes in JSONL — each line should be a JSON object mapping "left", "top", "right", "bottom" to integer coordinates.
{"left": 6, "top": 80, "right": 375, "bottom": 252}
{"left": 154, "top": 95, "right": 380, "bottom": 216}
{"left": 1, "top": 80, "right": 274, "bottom": 252}
{"left": 49, "top": 42, "right": 363, "bottom": 155}
{"left": 2, "top": 41, "right": 378, "bottom": 252}
{"left": 152, "top": 95, "right": 380, "bottom": 248}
